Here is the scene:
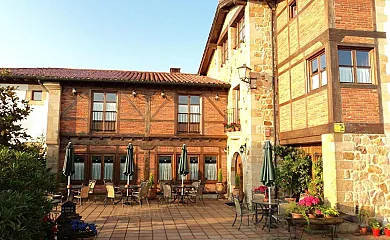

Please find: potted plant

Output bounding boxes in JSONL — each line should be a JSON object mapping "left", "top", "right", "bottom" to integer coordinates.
{"left": 383, "top": 223, "right": 390, "bottom": 236}
{"left": 285, "top": 202, "right": 309, "bottom": 224}
{"left": 232, "top": 173, "right": 243, "bottom": 201}
{"left": 147, "top": 173, "right": 156, "bottom": 200}
{"left": 70, "top": 219, "right": 97, "bottom": 240}
{"left": 298, "top": 195, "right": 321, "bottom": 218}
{"left": 369, "top": 219, "right": 381, "bottom": 237}
{"left": 321, "top": 206, "right": 340, "bottom": 218}
{"left": 358, "top": 209, "right": 370, "bottom": 235}
{"left": 274, "top": 146, "right": 312, "bottom": 202}
{"left": 215, "top": 168, "right": 225, "bottom": 194}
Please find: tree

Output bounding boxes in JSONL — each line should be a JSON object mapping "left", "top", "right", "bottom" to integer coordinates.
{"left": 0, "top": 86, "right": 31, "bottom": 149}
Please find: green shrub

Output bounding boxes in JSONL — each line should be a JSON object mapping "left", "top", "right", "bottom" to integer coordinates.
{"left": 0, "top": 146, "right": 55, "bottom": 240}
{"left": 217, "top": 168, "right": 223, "bottom": 182}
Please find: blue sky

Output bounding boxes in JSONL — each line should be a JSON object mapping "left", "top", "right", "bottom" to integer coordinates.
{"left": 0, "top": 1, "right": 217, "bottom": 73}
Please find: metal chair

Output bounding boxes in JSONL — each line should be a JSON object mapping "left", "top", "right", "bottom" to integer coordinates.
{"left": 132, "top": 182, "right": 149, "bottom": 207}
{"left": 104, "top": 184, "right": 123, "bottom": 206}
{"left": 74, "top": 185, "right": 90, "bottom": 206}
{"left": 162, "top": 184, "right": 175, "bottom": 205}
{"left": 232, "top": 197, "right": 255, "bottom": 230}
{"left": 189, "top": 184, "right": 205, "bottom": 205}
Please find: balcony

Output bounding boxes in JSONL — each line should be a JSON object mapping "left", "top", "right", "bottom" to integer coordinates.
{"left": 224, "top": 108, "right": 240, "bottom": 132}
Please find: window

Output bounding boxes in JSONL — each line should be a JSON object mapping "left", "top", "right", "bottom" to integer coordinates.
{"left": 177, "top": 95, "right": 200, "bottom": 133}
{"left": 289, "top": 1, "right": 297, "bottom": 19}
{"left": 159, "top": 156, "right": 172, "bottom": 180}
{"left": 222, "top": 40, "right": 228, "bottom": 65}
{"left": 72, "top": 155, "right": 85, "bottom": 180}
{"left": 91, "top": 92, "right": 117, "bottom": 132}
{"left": 237, "top": 17, "right": 245, "bottom": 45}
{"left": 91, "top": 155, "right": 114, "bottom": 181}
{"left": 205, "top": 156, "right": 217, "bottom": 181}
{"left": 338, "top": 49, "right": 372, "bottom": 83}
{"left": 308, "top": 52, "right": 327, "bottom": 90}
{"left": 32, "top": 91, "right": 42, "bottom": 101}
{"left": 176, "top": 155, "right": 199, "bottom": 180}
{"left": 120, "top": 155, "right": 134, "bottom": 181}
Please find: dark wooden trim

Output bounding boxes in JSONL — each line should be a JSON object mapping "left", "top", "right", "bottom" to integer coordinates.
{"left": 280, "top": 123, "right": 332, "bottom": 142}
{"left": 145, "top": 94, "right": 151, "bottom": 137}
{"left": 280, "top": 135, "right": 322, "bottom": 145}
{"left": 123, "top": 94, "right": 144, "bottom": 117}
{"left": 329, "top": 42, "right": 342, "bottom": 123}
{"left": 345, "top": 123, "right": 384, "bottom": 134}
{"left": 339, "top": 84, "right": 378, "bottom": 89}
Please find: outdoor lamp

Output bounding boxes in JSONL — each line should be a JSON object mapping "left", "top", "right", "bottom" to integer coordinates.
{"left": 239, "top": 143, "right": 246, "bottom": 154}
{"left": 161, "top": 90, "right": 166, "bottom": 98}
{"left": 237, "top": 64, "right": 252, "bottom": 84}
{"left": 215, "top": 94, "right": 219, "bottom": 101}
{"left": 132, "top": 90, "right": 137, "bottom": 97}
{"left": 72, "top": 88, "right": 77, "bottom": 95}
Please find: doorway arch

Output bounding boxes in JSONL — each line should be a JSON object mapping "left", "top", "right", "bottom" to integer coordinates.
{"left": 232, "top": 152, "right": 243, "bottom": 193}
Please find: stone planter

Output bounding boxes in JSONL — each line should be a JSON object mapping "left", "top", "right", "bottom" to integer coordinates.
{"left": 215, "top": 182, "right": 225, "bottom": 193}
{"left": 232, "top": 188, "right": 244, "bottom": 201}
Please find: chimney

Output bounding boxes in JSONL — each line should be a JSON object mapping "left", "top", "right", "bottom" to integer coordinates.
{"left": 170, "top": 68, "right": 181, "bottom": 73}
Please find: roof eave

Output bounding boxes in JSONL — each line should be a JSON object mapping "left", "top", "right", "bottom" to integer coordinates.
{"left": 198, "top": 0, "right": 247, "bottom": 76}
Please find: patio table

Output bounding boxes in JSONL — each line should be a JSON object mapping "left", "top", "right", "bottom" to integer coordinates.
{"left": 123, "top": 185, "right": 140, "bottom": 205}
{"left": 172, "top": 185, "right": 195, "bottom": 204}
{"left": 252, "top": 200, "right": 280, "bottom": 232}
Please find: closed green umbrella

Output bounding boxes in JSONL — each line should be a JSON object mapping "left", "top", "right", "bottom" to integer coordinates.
{"left": 260, "top": 140, "right": 275, "bottom": 204}
{"left": 123, "top": 143, "right": 134, "bottom": 199}
{"left": 63, "top": 142, "right": 75, "bottom": 200}
{"left": 179, "top": 144, "right": 189, "bottom": 195}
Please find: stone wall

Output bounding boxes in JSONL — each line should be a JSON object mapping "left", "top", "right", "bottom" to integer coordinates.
{"left": 323, "top": 133, "right": 390, "bottom": 217}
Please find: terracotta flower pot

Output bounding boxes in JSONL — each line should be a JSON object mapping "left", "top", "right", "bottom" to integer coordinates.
{"left": 384, "top": 228, "right": 390, "bottom": 236}
{"left": 372, "top": 228, "right": 380, "bottom": 237}
{"left": 147, "top": 188, "right": 156, "bottom": 200}
{"left": 291, "top": 213, "right": 303, "bottom": 218}
{"left": 359, "top": 226, "right": 367, "bottom": 235}
{"left": 308, "top": 214, "right": 316, "bottom": 219}
{"left": 285, "top": 197, "right": 296, "bottom": 203}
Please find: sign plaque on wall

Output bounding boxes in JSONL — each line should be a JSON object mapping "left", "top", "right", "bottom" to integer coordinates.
{"left": 334, "top": 123, "right": 345, "bottom": 133}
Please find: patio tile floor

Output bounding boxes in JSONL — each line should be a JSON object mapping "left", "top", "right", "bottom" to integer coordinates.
{"left": 53, "top": 199, "right": 384, "bottom": 239}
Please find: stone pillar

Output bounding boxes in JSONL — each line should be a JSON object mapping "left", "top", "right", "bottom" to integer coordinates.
{"left": 322, "top": 133, "right": 339, "bottom": 208}
{"left": 44, "top": 82, "right": 61, "bottom": 175}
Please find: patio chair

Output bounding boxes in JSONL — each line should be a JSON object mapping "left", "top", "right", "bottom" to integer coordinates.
{"left": 162, "top": 184, "right": 175, "bottom": 205}
{"left": 232, "top": 197, "right": 255, "bottom": 230}
{"left": 132, "top": 182, "right": 149, "bottom": 207}
{"left": 88, "top": 180, "right": 97, "bottom": 202}
{"left": 74, "top": 185, "right": 90, "bottom": 206}
{"left": 189, "top": 184, "right": 204, "bottom": 205}
{"left": 104, "top": 184, "right": 123, "bottom": 207}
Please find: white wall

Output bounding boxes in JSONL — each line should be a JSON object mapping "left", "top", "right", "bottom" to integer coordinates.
{"left": 0, "top": 83, "right": 49, "bottom": 141}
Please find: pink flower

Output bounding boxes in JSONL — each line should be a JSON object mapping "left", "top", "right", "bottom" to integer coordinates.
{"left": 315, "top": 209, "right": 322, "bottom": 215}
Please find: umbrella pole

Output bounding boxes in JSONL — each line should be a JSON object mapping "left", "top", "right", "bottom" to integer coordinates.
{"left": 67, "top": 176, "right": 71, "bottom": 200}
{"left": 181, "top": 176, "right": 184, "bottom": 196}
{"left": 268, "top": 187, "right": 271, "bottom": 204}
{"left": 127, "top": 175, "right": 130, "bottom": 197}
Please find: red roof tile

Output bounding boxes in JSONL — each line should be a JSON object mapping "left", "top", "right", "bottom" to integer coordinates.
{"left": 3, "top": 68, "right": 229, "bottom": 87}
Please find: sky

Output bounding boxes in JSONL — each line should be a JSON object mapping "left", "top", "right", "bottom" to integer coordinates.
{"left": 0, "top": 0, "right": 218, "bottom": 74}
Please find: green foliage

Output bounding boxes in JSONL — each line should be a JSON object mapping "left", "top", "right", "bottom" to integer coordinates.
{"left": 308, "top": 157, "right": 324, "bottom": 201}
{"left": 369, "top": 219, "right": 381, "bottom": 229}
{"left": 0, "top": 147, "right": 56, "bottom": 240}
{"left": 217, "top": 168, "right": 223, "bottom": 182}
{"left": 0, "top": 86, "right": 32, "bottom": 149}
{"left": 274, "top": 146, "right": 312, "bottom": 197}
{"left": 148, "top": 173, "right": 154, "bottom": 188}
{"left": 235, "top": 173, "right": 240, "bottom": 187}
{"left": 358, "top": 209, "right": 370, "bottom": 226}
{"left": 320, "top": 206, "right": 340, "bottom": 217}
{"left": 285, "top": 202, "right": 310, "bottom": 224}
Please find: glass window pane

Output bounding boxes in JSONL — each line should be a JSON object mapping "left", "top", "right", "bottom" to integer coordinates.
{"left": 178, "top": 96, "right": 188, "bottom": 104}
{"left": 190, "top": 96, "right": 200, "bottom": 104}
{"left": 72, "top": 155, "right": 85, "bottom": 180}
{"left": 178, "top": 114, "right": 188, "bottom": 123}
{"left": 93, "top": 93, "right": 104, "bottom": 101}
{"left": 356, "top": 51, "right": 370, "bottom": 67}
{"left": 312, "top": 75, "right": 319, "bottom": 90}
{"left": 311, "top": 59, "right": 318, "bottom": 74}
{"left": 106, "top": 93, "right": 117, "bottom": 102}
{"left": 178, "top": 105, "right": 188, "bottom": 113}
{"left": 189, "top": 157, "right": 199, "bottom": 180}
{"left": 205, "top": 156, "right": 217, "bottom": 181}
{"left": 106, "top": 112, "right": 116, "bottom": 121}
{"left": 159, "top": 156, "right": 172, "bottom": 180}
{"left": 93, "top": 102, "right": 103, "bottom": 111}
{"left": 357, "top": 68, "right": 371, "bottom": 83}
{"left": 321, "top": 70, "right": 327, "bottom": 86}
{"left": 91, "top": 156, "right": 101, "bottom": 180}
{"left": 190, "top": 105, "right": 200, "bottom": 114}
{"left": 320, "top": 54, "right": 326, "bottom": 70}
{"left": 32, "top": 91, "right": 42, "bottom": 101}
{"left": 106, "top": 103, "right": 116, "bottom": 111}
{"left": 104, "top": 156, "right": 114, "bottom": 180}
{"left": 190, "top": 114, "right": 200, "bottom": 123}
{"left": 339, "top": 67, "right": 353, "bottom": 82}
{"left": 93, "top": 112, "right": 103, "bottom": 121}
{"left": 338, "top": 50, "right": 352, "bottom": 66}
